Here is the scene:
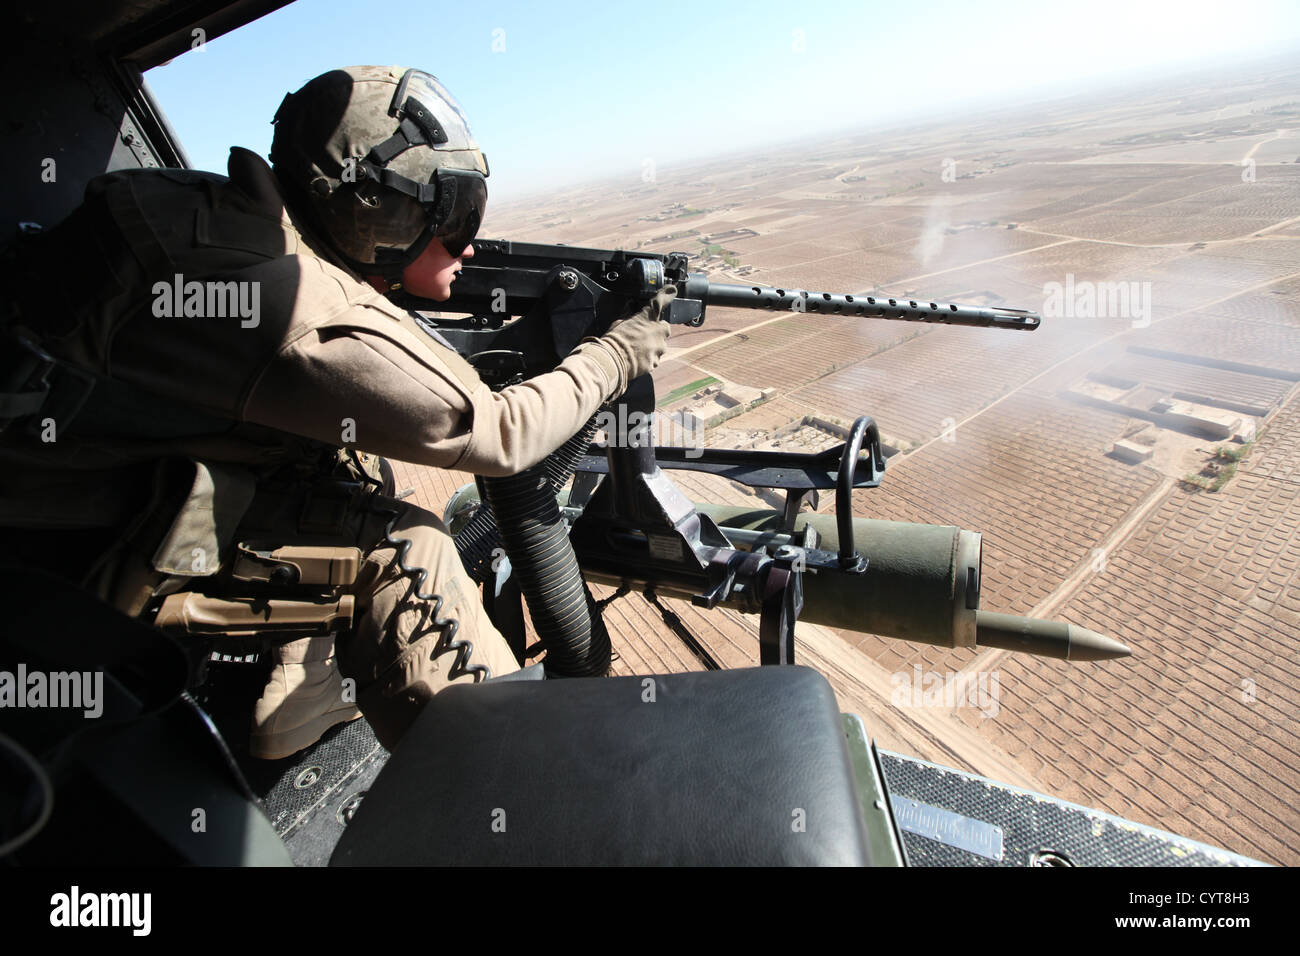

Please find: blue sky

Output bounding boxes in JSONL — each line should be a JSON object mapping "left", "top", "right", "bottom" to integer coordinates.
{"left": 147, "top": 0, "right": 1300, "bottom": 201}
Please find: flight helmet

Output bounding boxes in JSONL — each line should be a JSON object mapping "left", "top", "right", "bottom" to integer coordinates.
{"left": 270, "top": 65, "right": 489, "bottom": 287}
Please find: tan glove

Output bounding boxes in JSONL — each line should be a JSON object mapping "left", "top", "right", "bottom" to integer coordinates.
{"left": 590, "top": 286, "right": 676, "bottom": 393}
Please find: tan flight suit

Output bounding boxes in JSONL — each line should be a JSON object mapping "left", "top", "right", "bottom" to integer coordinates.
{"left": 3, "top": 148, "right": 637, "bottom": 749}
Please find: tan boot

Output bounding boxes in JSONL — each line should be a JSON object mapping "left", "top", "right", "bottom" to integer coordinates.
{"left": 250, "top": 634, "right": 362, "bottom": 760}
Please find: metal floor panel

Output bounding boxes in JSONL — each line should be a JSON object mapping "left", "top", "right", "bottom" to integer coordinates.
{"left": 239, "top": 718, "right": 389, "bottom": 866}
{"left": 878, "top": 750, "right": 1264, "bottom": 867}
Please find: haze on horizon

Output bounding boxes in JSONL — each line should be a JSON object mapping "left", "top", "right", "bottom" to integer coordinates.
{"left": 146, "top": 0, "right": 1300, "bottom": 201}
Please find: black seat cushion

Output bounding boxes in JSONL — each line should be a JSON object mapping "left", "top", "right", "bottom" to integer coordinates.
{"left": 331, "top": 665, "right": 870, "bottom": 866}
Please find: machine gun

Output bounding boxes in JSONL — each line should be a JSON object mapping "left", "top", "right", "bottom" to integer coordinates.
{"left": 398, "top": 237, "right": 1128, "bottom": 677}
{"left": 398, "top": 238, "right": 1041, "bottom": 376}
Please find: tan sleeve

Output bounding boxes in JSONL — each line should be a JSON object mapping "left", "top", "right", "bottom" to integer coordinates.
{"left": 242, "top": 260, "right": 626, "bottom": 475}
{"left": 457, "top": 340, "right": 623, "bottom": 476}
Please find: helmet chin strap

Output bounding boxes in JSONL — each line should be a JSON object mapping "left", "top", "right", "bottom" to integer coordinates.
{"left": 318, "top": 218, "right": 440, "bottom": 294}
{"left": 373, "top": 222, "right": 441, "bottom": 292}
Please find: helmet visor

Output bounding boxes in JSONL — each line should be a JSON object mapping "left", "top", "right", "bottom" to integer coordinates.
{"left": 371, "top": 167, "right": 486, "bottom": 270}
{"left": 431, "top": 167, "right": 487, "bottom": 257}
{"left": 390, "top": 70, "right": 483, "bottom": 164}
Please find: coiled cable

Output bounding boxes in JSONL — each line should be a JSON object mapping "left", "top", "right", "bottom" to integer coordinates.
{"left": 350, "top": 452, "right": 488, "bottom": 683}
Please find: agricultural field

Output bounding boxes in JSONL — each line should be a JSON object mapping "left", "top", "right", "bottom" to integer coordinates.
{"left": 413, "top": 56, "right": 1300, "bottom": 863}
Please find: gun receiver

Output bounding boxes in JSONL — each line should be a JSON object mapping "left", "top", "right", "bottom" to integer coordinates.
{"left": 402, "top": 239, "right": 1039, "bottom": 376}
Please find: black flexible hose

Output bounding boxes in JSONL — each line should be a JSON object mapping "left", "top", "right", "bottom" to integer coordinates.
{"left": 460, "top": 417, "right": 610, "bottom": 677}
{"left": 455, "top": 419, "right": 598, "bottom": 583}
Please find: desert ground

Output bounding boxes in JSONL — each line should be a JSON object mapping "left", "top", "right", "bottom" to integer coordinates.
{"left": 394, "top": 59, "right": 1300, "bottom": 864}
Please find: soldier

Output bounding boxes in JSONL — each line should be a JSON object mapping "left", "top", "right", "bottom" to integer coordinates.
{"left": 0, "top": 65, "right": 674, "bottom": 756}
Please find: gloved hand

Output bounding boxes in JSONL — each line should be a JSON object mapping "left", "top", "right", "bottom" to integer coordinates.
{"left": 595, "top": 286, "right": 676, "bottom": 387}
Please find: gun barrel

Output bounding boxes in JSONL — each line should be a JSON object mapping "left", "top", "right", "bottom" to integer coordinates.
{"left": 703, "top": 282, "right": 1040, "bottom": 331}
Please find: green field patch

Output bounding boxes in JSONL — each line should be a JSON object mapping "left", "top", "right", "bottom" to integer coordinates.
{"left": 658, "top": 376, "right": 720, "bottom": 406}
